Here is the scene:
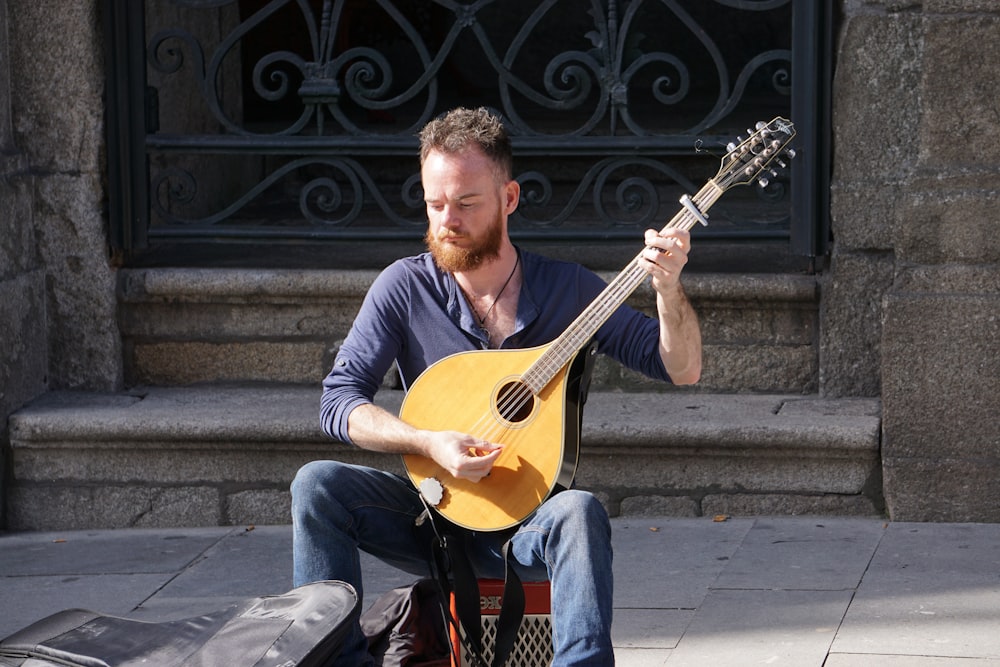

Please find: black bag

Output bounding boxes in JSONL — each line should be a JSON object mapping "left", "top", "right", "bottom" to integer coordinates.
{"left": 360, "top": 579, "right": 451, "bottom": 667}
{"left": 0, "top": 580, "right": 358, "bottom": 667}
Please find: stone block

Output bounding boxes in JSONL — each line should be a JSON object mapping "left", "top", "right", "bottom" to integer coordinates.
{"left": 924, "top": 0, "right": 1000, "bottom": 10}
{"left": 832, "top": 13, "right": 924, "bottom": 185}
{"left": 118, "top": 269, "right": 380, "bottom": 386}
{"left": 0, "top": 171, "right": 34, "bottom": 277}
{"left": 0, "top": 272, "right": 48, "bottom": 407}
{"left": 7, "top": 486, "right": 223, "bottom": 531}
{"left": 847, "top": 0, "right": 922, "bottom": 11}
{"left": 128, "top": 341, "right": 328, "bottom": 385}
{"left": 829, "top": 182, "right": 897, "bottom": 251}
{"left": 619, "top": 495, "right": 699, "bottom": 517}
{"left": 592, "top": 342, "right": 818, "bottom": 394}
{"left": 6, "top": 0, "right": 103, "bottom": 173}
{"left": 881, "top": 274, "right": 1000, "bottom": 521}
{"left": 701, "top": 494, "right": 882, "bottom": 518}
{"left": 918, "top": 15, "right": 1000, "bottom": 169}
{"left": 578, "top": 451, "right": 876, "bottom": 498}
{"left": 11, "top": 443, "right": 319, "bottom": 486}
{"left": 882, "top": 285, "right": 1000, "bottom": 460}
{"left": 225, "top": 489, "right": 292, "bottom": 526}
{"left": 33, "top": 173, "right": 121, "bottom": 390}
{"left": 882, "top": 456, "right": 1000, "bottom": 522}
{"left": 819, "top": 248, "right": 894, "bottom": 397}
{"left": 118, "top": 268, "right": 373, "bottom": 338}
{"left": 120, "top": 300, "right": 359, "bottom": 339}
{"left": 696, "top": 303, "right": 816, "bottom": 347}
{"left": 897, "top": 182, "right": 1000, "bottom": 265}
{"left": 700, "top": 344, "right": 817, "bottom": 394}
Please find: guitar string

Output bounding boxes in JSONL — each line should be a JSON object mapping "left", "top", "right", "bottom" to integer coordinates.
{"left": 474, "top": 192, "right": 718, "bottom": 444}
{"left": 482, "top": 186, "right": 718, "bottom": 441}
{"left": 468, "top": 206, "right": 709, "bottom": 447}
{"left": 459, "top": 161, "right": 740, "bottom": 445}
{"left": 478, "top": 125, "right": 783, "bottom": 435}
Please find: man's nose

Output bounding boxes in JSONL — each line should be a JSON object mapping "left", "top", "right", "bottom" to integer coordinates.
{"left": 441, "top": 206, "right": 461, "bottom": 228}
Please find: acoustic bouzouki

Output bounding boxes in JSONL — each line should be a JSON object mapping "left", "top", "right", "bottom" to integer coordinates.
{"left": 401, "top": 118, "right": 797, "bottom": 531}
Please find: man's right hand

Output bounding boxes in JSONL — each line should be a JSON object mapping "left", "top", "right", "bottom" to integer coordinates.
{"left": 429, "top": 431, "right": 503, "bottom": 482}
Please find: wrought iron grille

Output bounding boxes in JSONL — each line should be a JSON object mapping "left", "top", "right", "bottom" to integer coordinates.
{"left": 104, "top": 0, "right": 830, "bottom": 260}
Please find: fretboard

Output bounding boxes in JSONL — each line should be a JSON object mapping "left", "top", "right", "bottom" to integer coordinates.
{"left": 520, "top": 179, "right": 723, "bottom": 394}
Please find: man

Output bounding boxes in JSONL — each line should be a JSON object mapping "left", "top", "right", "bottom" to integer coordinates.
{"left": 292, "top": 107, "right": 702, "bottom": 666}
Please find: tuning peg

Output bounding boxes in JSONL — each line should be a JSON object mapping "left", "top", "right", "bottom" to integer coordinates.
{"left": 758, "top": 177, "right": 770, "bottom": 188}
{"left": 727, "top": 142, "right": 737, "bottom": 152}
{"left": 755, "top": 121, "right": 767, "bottom": 130}
{"left": 786, "top": 148, "right": 796, "bottom": 159}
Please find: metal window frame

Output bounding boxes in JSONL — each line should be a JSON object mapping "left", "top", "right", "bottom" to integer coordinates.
{"left": 104, "top": 0, "right": 832, "bottom": 263}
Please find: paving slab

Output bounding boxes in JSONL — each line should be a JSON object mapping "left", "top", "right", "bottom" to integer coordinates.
{"left": 128, "top": 527, "right": 417, "bottom": 622}
{"left": 613, "top": 646, "right": 673, "bottom": 666}
{"left": 612, "top": 608, "right": 690, "bottom": 649}
{"left": 0, "top": 573, "right": 175, "bottom": 640}
{"left": 150, "top": 526, "right": 292, "bottom": 599}
{"left": 0, "top": 527, "right": 229, "bottom": 576}
{"left": 826, "top": 656, "right": 1000, "bottom": 667}
{"left": 612, "top": 517, "right": 753, "bottom": 609}
{"left": 665, "top": 588, "right": 854, "bottom": 666}
{"left": 831, "top": 522, "right": 1000, "bottom": 661}
{"left": 713, "top": 516, "right": 887, "bottom": 591}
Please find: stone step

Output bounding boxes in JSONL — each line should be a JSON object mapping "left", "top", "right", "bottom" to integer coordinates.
{"left": 7, "top": 385, "right": 882, "bottom": 531}
{"left": 118, "top": 269, "right": 820, "bottom": 393}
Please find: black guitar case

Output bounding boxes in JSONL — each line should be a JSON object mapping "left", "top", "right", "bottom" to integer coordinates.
{"left": 0, "top": 580, "right": 358, "bottom": 667}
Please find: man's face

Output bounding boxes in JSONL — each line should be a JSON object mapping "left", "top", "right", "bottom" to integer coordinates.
{"left": 422, "top": 147, "right": 517, "bottom": 272}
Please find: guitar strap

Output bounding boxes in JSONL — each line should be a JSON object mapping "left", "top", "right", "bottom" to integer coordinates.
{"left": 430, "top": 528, "right": 524, "bottom": 667}
{"left": 493, "top": 539, "right": 526, "bottom": 667}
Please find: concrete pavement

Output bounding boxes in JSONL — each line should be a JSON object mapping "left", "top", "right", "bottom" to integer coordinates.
{"left": 2, "top": 517, "right": 999, "bottom": 665}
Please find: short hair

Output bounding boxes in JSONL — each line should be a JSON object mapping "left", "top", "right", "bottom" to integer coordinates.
{"left": 419, "top": 107, "right": 513, "bottom": 181}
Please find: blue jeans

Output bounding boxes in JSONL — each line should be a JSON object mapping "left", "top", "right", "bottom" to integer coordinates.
{"left": 291, "top": 461, "right": 615, "bottom": 666}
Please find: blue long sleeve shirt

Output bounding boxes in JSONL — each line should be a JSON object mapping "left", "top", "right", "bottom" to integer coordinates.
{"left": 320, "top": 248, "right": 672, "bottom": 444}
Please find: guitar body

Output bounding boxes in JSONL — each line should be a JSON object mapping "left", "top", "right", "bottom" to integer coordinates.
{"left": 401, "top": 341, "right": 596, "bottom": 531}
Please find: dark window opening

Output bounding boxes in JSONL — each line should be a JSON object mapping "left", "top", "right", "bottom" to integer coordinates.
{"left": 104, "top": 0, "right": 831, "bottom": 271}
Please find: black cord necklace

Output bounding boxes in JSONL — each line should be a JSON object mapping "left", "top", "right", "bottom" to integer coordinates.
{"left": 460, "top": 253, "right": 520, "bottom": 339}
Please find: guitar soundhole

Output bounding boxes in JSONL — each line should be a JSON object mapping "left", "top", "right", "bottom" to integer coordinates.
{"left": 495, "top": 381, "right": 535, "bottom": 424}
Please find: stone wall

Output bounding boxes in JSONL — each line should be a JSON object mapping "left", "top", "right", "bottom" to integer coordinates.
{"left": 1, "top": 0, "right": 123, "bottom": 527}
{"left": 5, "top": 0, "right": 122, "bottom": 392}
{"left": 0, "top": 0, "right": 48, "bottom": 525}
{"left": 3, "top": 0, "right": 999, "bottom": 525}
{"left": 831, "top": 0, "right": 1000, "bottom": 520}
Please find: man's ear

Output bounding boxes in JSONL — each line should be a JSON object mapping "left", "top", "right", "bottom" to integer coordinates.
{"left": 504, "top": 179, "right": 520, "bottom": 214}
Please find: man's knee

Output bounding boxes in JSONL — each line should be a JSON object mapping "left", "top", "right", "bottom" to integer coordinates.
{"left": 291, "top": 460, "right": 353, "bottom": 513}
{"left": 554, "top": 489, "right": 607, "bottom": 514}
{"left": 548, "top": 490, "right": 611, "bottom": 535}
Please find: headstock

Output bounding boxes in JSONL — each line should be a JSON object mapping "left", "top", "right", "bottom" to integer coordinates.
{"left": 716, "top": 117, "right": 796, "bottom": 191}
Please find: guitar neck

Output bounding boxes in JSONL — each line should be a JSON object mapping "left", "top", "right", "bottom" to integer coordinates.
{"left": 521, "top": 179, "right": 724, "bottom": 394}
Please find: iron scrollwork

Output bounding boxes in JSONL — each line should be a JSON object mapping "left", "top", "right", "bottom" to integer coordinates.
{"left": 145, "top": 0, "right": 792, "bottom": 238}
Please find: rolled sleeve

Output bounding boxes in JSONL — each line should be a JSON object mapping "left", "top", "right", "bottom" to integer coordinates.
{"left": 320, "top": 265, "right": 409, "bottom": 444}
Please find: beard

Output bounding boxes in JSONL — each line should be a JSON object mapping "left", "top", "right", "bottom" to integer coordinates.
{"left": 425, "top": 210, "right": 505, "bottom": 273}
